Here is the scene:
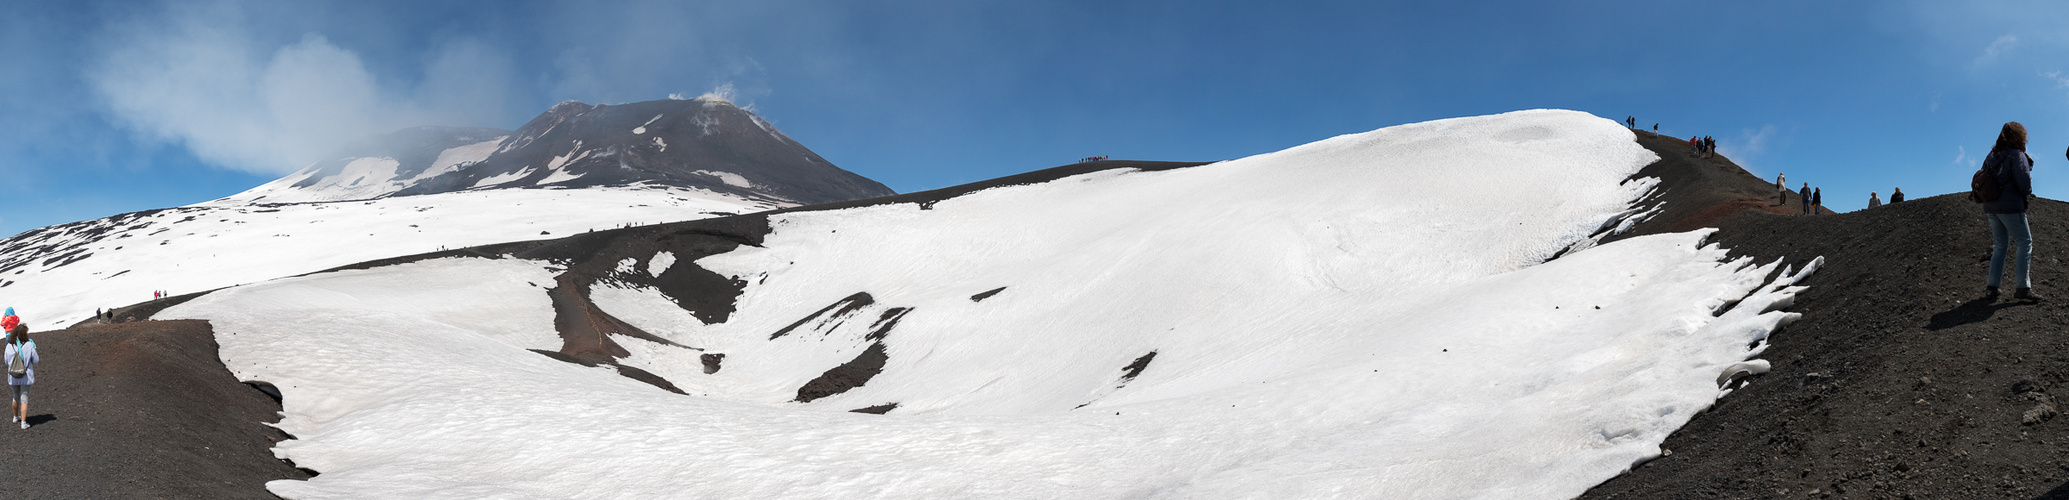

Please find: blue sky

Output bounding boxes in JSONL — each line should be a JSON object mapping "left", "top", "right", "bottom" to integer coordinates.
{"left": 3, "top": 0, "right": 2067, "bottom": 237}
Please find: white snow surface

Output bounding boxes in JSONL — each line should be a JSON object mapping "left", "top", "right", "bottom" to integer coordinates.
{"left": 634, "top": 114, "right": 663, "bottom": 135}
{"left": 2, "top": 185, "right": 787, "bottom": 331}
{"left": 691, "top": 169, "right": 753, "bottom": 188}
{"left": 207, "top": 137, "right": 507, "bottom": 206}
{"left": 471, "top": 167, "right": 533, "bottom": 188}
{"left": 646, "top": 251, "right": 675, "bottom": 277}
{"left": 160, "top": 110, "right": 1815, "bottom": 498}
{"left": 418, "top": 137, "right": 506, "bottom": 181}
{"left": 536, "top": 167, "right": 587, "bottom": 185}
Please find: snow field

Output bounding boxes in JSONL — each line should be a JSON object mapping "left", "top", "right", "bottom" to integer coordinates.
{"left": 162, "top": 110, "right": 1819, "bottom": 497}
{"left": 0, "top": 185, "right": 785, "bottom": 331}
{"left": 426, "top": 138, "right": 506, "bottom": 178}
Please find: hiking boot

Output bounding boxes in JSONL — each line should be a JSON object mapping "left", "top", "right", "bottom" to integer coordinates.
{"left": 1985, "top": 286, "right": 2001, "bottom": 300}
{"left": 2017, "top": 288, "right": 2046, "bottom": 301}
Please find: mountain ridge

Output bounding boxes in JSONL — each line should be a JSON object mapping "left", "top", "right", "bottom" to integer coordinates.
{"left": 211, "top": 97, "right": 894, "bottom": 206}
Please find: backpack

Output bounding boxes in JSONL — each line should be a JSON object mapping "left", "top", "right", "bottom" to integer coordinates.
{"left": 1970, "top": 162, "right": 2002, "bottom": 203}
{"left": 7, "top": 340, "right": 24, "bottom": 378}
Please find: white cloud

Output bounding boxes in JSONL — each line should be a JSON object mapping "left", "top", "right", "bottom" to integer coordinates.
{"left": 698, "top": 82, "right": 739, "bottom": 103}
{"left": 1954, "top": 145, "right": 1973, "bottom": 168}
{"left": 1974, "top": 34, "right": 2018, "bottom": 67}
{"left": 86, "top": 3, "right": 522, "bottom": 175}
{"left": 1715, "top": 124, "right": 1779, "bottom": 171}
{"left": 695, "top": 82, "right": 762, "bottom": 112}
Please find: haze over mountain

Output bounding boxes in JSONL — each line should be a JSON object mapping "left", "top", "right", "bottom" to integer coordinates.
{"left": 210, "top": 97, "right": 893, "bottom": 206}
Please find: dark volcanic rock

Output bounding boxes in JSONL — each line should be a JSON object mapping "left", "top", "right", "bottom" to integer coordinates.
{"left": 1582, "top": 130, "right": 2069, "bottom": 499}
{"left": 0, "top": 320, "right": 308, "bottom": 498}
{"left": 794, "top": 342, "right": 889, "bottom": 403}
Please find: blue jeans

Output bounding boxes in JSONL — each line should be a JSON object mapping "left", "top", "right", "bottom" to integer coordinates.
{"left": 1988, "top": 212, "right": 2034, "bottom": 288}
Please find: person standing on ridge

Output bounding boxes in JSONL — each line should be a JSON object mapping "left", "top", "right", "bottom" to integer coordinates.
{"left": 1812, "top": 187, "right": 1823, "bottom": 215}
{"left": 1800, "top": 183, "right": 1812, "bottom": 215}
{"left": 1891, "top": 187, "right": 1905, "bottom": 203}
{"left": 1870, "top": 192, "right": 1882, "bottom": 208}
{"left": 1981, "top": 121, "right": 2041, "bottom": 301}
{"left": 1776, "top": 172, "right": 1788, "bottom": 205}
{"left": 6, "top": 322, "right": 35, "bottom": 430}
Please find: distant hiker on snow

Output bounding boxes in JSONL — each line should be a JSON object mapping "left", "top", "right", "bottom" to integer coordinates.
{"left": 1800, "top": 183, "right": 1812, "bottom": 215}
{"left": 1869, "top": 192, "right": 1882, "bottom": 208}
{"left": 6, "top": 320, "right": 35, "bottom": 430}
{"left": 1976, "top": 121, "right": 2042, "bottom": 301}
{"left": 1891, "top": 187, "right": 1905, "bottom": 204}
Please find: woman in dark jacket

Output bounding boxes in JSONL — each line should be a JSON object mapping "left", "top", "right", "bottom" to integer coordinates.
{"left": 1983, "top": 121, "right": 2040, "bottom": 300}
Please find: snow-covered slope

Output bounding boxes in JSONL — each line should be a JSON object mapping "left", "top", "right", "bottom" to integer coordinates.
{"left": 0, "top": 185, "right": 784, "bottom": 331}
{"left": 163, "top": 110, "right": 1814, "bottom": 498}
{"left": 209, "top": 126, "right": 513, "bottom": 205}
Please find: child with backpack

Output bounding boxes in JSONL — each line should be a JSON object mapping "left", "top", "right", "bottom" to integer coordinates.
{"left": 6, "top": 320, "right": 36, "bottom": 429}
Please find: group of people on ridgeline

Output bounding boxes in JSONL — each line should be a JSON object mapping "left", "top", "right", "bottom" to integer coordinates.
{"left": 1, "top": 308, "right": 39, "bottom": 430}
{"left": 1690, "top": 135, "right": 1717, "bottom": 158}
{"left": 1776, "top": 171, "right": 1907, "bottom": 216}
{"left": 1807, "top": 121, "right": 2061, "bottom": 300}
{"left": 1867, "top": 187, "right": 1905, "bottom": 208}
{"left": 1623, "top": 116, "right": 1659, "bottom": 133}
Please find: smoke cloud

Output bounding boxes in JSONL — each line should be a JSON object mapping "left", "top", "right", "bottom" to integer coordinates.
{"left": 86, "top": 3, "right": 526, "bottom": 175}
